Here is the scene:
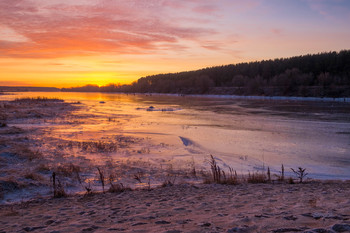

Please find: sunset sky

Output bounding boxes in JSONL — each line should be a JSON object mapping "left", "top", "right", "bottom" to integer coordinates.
{"left": 1, "top": 0, "right": 350, "bottom": 88}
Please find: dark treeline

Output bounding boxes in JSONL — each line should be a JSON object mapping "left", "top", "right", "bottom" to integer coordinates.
{"left": 62, "top": 50, "right": 350, "bottom": 97}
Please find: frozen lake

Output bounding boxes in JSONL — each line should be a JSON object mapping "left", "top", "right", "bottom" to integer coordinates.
{"left": 2, "top": 92, "right": 350, "bottom": 180}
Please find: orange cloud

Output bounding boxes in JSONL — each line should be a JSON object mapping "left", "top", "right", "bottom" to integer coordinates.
{"left": 0, "top": 0, "right": 219, "bottom": 59}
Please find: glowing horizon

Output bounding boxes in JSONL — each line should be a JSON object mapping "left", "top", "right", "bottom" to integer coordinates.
{"left": 1, "top": 0, "right": 350, "bottom": 88}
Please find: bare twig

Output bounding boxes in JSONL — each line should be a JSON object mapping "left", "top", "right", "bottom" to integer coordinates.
{"left": 291, "top": 167, "right": 308, "bottom": 183}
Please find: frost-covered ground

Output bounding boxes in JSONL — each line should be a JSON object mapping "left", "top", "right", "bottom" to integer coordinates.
{"left": 0, "top": 92, "right": 350, "bottom": 203}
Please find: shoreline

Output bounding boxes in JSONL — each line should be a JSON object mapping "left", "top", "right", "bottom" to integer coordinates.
{"left": 3, "top": 90, "right": 350, "bottom": 103}
{"left": 1, "top": 178, "right": 349, "bottom": 206}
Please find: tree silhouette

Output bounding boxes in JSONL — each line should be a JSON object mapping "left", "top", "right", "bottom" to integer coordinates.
{"left": 61, "top": 50, "right": 350, "bottom": 97}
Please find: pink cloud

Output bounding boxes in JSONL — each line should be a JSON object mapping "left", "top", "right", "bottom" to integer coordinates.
{"left": 0, "top": 0, "right": 219, "bottom": 58}
{"left": 200, "top": 41, "right": 226, "bottom": 51}
{"left": 192, "top": 5, "right": 219, "bottom": 14}
{"left": 271, "top": 28, "right": 283, "bottom": 35}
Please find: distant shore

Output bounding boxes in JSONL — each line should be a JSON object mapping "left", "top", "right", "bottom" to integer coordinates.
{"left": 2, "top": 89, "right": 350, "bottom": 103}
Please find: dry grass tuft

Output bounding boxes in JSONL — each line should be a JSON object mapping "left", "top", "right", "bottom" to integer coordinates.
{"left": 273, "top": 164, "right": 287, "bottom": 182}
{"left": 58, "top": 140, "right": 119, "bottom": 153}
{"left": 210, "top": 155, "right": 221, "bottom": 183}
{"left": 224, "top": 167, "right": 239, "bottom": 185}
{"left": 134, "top": 170, "right": 144, "bottom": 183}
{"left": 247, "top": 172, "right": 267, "bottom": 184}
{"left": 161, "top": 174, "right": 177, "bottom": 187}
{"left": 56, "top": 163, "right": 81, "bottom": 177}
{"left": 107, "top": 172, "right": 130, "bottom": 193}
{"left": 80, "top": 141, "right": 118, "bottom": 153}
{"left": 14, "top": 97, "right": 63, "bottom": 103}
{"left": 9, "top": 145, "right": 43, "bottom": 161}
{"left": 108, "top": 182, "right": 130, "bottom": 193}
{"left": 205, "top": 155, "right": 239, "bottom": 185}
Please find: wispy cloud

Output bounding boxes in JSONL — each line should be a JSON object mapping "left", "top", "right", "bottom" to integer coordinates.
{"left": 0, "top": 0, "right": 220, "bottom": 58}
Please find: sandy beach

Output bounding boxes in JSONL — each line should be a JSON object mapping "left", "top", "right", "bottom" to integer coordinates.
{"left": 1, "top": 182, "right": 350, "bottom": 233}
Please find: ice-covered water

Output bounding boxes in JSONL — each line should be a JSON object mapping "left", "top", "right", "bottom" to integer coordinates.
{"left": 2, "top": 92, "right": 350, "bottom": 180}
